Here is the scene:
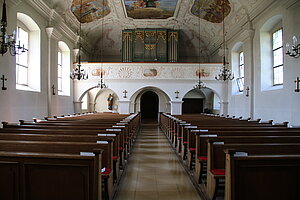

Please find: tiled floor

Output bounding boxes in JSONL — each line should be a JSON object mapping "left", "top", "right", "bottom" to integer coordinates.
{"left": 115, "top": 123, "right": 202, "bottom": 200}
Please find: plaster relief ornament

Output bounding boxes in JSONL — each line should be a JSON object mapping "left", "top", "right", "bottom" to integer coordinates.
{"left": 92, "top": 68, "right": 108, "bottom": 76}
{"left": 71, "top": 0, "right": 111, "bottom": 23}
{"left": 124, "top": 0, "right": 179, "bottom": 19}
{"left": 196, "top": 68, "right": 210, "bottom": 77}
{"left": 171, "top": 67, "right": 184, "bottom": 78}
{"left": 118, "top": 67, "right": 133, "bottom": 79}
{"left": 143, "top": 68, "right": 158, "bottom": 77}
{"left": 191, "top": 0, "right": 231, "bottom": 23}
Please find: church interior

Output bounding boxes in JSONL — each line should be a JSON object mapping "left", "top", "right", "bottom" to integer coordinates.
{"left": 0, "top": 0, "right": 300, "bottom": 199}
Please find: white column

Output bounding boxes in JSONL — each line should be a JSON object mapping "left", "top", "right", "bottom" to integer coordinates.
{"left": 118, "top": 100, "right": 131, "bottom": 114}
{"left": 221, "top": 101, "right": 229, "bottom": 116}
{"left": 74, "top": 101, "right": 82, "bottom": 113}
{"left": 170, "top": 101, "right": 183, "bottom": 115}
{"left": 46, "top": 27, "right": 54, "bottom": 117}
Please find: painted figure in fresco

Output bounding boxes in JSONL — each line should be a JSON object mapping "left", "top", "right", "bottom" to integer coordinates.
{"left": 145, "top": 0, "right": 156, "bottom": 8}
{"left": 107, "top": 94, "right": 114, "bottom": 110}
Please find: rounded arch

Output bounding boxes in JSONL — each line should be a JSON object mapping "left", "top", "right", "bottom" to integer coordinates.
{"left": 17, "top": 13, "right": 40, "bottom": 31}
{"left": 78, "top": 87, "right": 120, "bottom": 112}
{"left": 58, "top": 41, "right": 71, "bottom": 95}
{"left": 130, "top": 86, "right": 171, "bottom": 114}
{"left": 260, "top": 14, "right": 283, "bottom": 91}
{"left": 182, "top": 87, "right": 221, "bottom": 101}
{"left": 182, "top": 87, "right": 221, "bottom": 114}
{"left": 16, "top": 13, "right": 41, "bottom": 91}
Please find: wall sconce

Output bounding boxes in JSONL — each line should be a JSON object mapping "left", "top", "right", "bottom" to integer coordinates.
{"left": 175, "top": 90, "right": 179, "bottom": 98}
{"left": 52, "top": 84, "right": 56, "bottom": 95}
{"left": 295, "top": 77, "right": 300, "bottom": 92}
{"left": 286, "top": 36, "right": 300, "bottom": 58}
{"left": 123, "top": 90, "right": 128, "bottom": 98}
{"left": 1, "top": 75, "right": 7, "bottom": 90}
{"left": 245, "top": 86, "right": 250, "bottom": 97}
{"left": 0, "top": 0, "right": 28, "bottom": 56}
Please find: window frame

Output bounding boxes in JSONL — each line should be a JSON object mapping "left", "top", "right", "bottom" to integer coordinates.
{"left": 16, "top": 25, "right": 30, "bottom": 87}
{"left": 236, "top": 51, "right": 245, "bottom": 92}
{"left": 272, "top": 28, "right": 284, "bottom": 86}
{"left": 57, "top": 49, "right": 63, "bottom": 93}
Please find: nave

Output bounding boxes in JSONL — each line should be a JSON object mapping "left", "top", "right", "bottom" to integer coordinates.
{"left": 115, "top": 123, "right": 201, "bottom": 200}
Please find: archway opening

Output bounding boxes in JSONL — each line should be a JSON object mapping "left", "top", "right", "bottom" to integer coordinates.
{"left": 182, "top": 88, "right": 221, "bottom": 114}
{"left": 140, "top": 91, "right": 159, "bottom": 121}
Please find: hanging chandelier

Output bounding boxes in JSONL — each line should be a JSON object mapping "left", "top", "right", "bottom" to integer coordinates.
{"left": 97, "top": 0, "right": 107, "bottom": 89}
{"left": 70, "top": 0, "right": 88, "bottom": 80}
{"left": 215, "top": 0, "right": 234, "bottom": 81}
{"left": 0, "top": 0, "right": 27, "bottom": 56}
{"left": 97, "top": 68, "right": 107, "bottom": 89}
{"left": 194, "top": 7, "right": 206, "bottom": 89}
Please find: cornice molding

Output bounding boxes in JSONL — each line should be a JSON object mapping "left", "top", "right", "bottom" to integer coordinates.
{"left": 6, "top": 0, "right": 22, "bottom": 7}
{"left": 25, "top": 0, "right": 90, "bottom": 51}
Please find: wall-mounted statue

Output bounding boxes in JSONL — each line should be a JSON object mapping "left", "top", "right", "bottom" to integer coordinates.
{"left": 107, "top": 93, "right": 114, "bottom": 110}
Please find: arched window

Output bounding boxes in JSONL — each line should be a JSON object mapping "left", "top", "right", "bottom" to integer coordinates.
{"left": 231, "top": 42, "right": 244, "bottom": 94}
{"left": 236, "top": 51, "right": 245, "bottom": 92}
{"left": 57, "top": 41, "right": 71, "bottom": 96}
{"left": 260, "top": 15, "right": 283, "bottom": 91}
{"left": 272, "top": 28, "right": 283, "bottom": 85}
{"left": 16, "top": 13, "right": 41, "bottom": 92}
{"left": 16, "top": 26, "right": 29, "bottom": 86}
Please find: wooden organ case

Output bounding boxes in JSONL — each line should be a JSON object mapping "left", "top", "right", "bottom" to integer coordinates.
{"left": 122, "top": 29, "right": 179, "bottom": 62}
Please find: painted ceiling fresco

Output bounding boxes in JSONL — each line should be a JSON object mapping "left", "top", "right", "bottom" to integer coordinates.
{"left": 124, "top": 0, "right": 178, "bottom": 19}
{"left": 71, "top": 0, "right": 110, "bottom": 23}
{"left": 191, "top": 0, "right": 231, "bottom": 23}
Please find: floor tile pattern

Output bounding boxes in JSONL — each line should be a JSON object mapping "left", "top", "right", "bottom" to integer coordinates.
{"left": 115, "top": 124, "right": 202, "bottom": 200}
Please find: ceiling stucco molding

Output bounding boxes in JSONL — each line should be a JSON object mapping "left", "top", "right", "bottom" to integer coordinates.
{"left": 6, "top": 0, "right": 22, "bottom": 7}
{"left": 24, "top": 1, "right": 74, "bottom": 44}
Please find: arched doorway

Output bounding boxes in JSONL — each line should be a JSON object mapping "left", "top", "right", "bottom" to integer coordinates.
{"left": 182, "top": 88, "right": 221, "bottom": 114}
{"left": 140, "top": 91, "right": 159, "bottom": 121}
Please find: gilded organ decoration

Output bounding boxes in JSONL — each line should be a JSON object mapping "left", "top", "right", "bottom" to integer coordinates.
{"left": 168, "top": 32, "right": 178, "bottom": 41}
{"left": 145, "top": 44, "right": 156, "bottom": 51}
{"left": 134, "top": 31, "right": 144, "bottom": 42}
{"left": 122, "top": 32, "right": 132, "bottom": 41}
{"left": 123, "top": 29, "right": 177, "bottom": 62}
{"left": 157, "top": 31, "right": 167, "bottom": 42}
{"left": 145, "top": 31, "right": 156, "bottom": 38}
{"left": 191, "top": 0, "right": 231, "bottom": 23}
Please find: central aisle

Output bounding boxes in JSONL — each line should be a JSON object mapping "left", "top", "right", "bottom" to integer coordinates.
{"left": 115, "top": 123, "right": 201, "bottom": 200}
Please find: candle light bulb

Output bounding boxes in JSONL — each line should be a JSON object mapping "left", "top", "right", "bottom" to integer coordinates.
{"left": 292, "top": 35, "right": 298, "bottom": 47}
{"left": 286, "top": 43, "right": 290, "bottom": 53}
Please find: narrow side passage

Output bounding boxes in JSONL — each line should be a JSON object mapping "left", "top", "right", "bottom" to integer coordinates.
{"left": 115, "top": 123, "right": 201, "bottom": 200}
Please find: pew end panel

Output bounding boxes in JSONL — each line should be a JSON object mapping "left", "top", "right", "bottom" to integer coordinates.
{"left": 225, "top": 151, "right": 300, "bottom": 200}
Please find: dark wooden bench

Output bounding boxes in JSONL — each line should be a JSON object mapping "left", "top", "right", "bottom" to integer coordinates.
{"left": 0, "top": 150, "right": 103, "bottom": 200}
{"left": 225, "top": 151, "right": 300, "bottom": 200}
{"left": 207, "top": 142, "right": 300, "bottom": 200}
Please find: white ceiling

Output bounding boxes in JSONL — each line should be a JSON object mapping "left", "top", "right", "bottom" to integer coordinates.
{"left": 47, "top": 0, "right": 269, "bottom": 62}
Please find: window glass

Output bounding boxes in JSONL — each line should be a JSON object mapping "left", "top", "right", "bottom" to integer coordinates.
{"left": 272, "top": 28, "right": 283, "bottom": 85}
{"left": 16, "top": 27, "right": 29, "bottom": 86}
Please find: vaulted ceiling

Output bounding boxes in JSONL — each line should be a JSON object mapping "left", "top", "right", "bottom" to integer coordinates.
{"left": 48, "top": 0, "right": 269, "bottom": 62}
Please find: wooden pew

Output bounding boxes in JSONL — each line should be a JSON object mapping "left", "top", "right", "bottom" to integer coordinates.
{"left": 0, "top": 150, "right": 103, "bottom": 200}
{"left": 207, "top": 142, "right": 300, "bottom": 200}
{"left": 0, "top": 139, "right": 114, "bottom": 200}
{"left": 225, "top": 151, "right": 300, "bottom": 200}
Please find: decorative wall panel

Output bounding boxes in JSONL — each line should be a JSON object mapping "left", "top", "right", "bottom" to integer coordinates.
{"left": 82, "top": 63, "right": 222, "bottom": 80}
